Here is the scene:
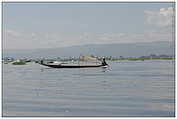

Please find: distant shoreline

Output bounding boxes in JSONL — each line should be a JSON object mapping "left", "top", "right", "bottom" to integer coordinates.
{"left": 108, "top": 57, "right": 174, "bottom": 61}
{"left": 3, "top": 56, "right": 174, "bottom": 65}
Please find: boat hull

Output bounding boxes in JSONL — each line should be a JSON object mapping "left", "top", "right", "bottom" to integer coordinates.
{"left": 40, "top": 63, "right": 105, "bottom": 68}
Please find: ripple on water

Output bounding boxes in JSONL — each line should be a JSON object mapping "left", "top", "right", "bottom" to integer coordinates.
{"left": 3, "top": 61, "right": 175, "bottom": 116}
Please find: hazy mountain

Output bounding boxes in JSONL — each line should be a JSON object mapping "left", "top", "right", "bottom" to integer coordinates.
{"left": 3, "top": 41, "right": 174, "bottom": 59}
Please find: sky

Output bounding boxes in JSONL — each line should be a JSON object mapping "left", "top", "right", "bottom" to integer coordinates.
{"left": 2, "top": 2, "right": 175, "bottom": 49}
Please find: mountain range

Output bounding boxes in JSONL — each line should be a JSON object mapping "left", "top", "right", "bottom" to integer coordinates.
{"left": 3, "top": 41, "right": 174, "bottom": 59}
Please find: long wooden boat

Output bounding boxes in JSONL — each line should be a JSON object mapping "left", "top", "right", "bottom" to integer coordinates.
{"left": 39, "top": 60, "right": 108, "bottom": 68}
{"left": 40, "top": 63, "right": 106, "bottom": 68}
{"left": 39, "top": 56, "right": 108, "bottom": 68}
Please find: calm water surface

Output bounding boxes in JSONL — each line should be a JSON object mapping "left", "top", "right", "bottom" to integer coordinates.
{"left": 3, "top": 60, "right": 175, "bottom": 116}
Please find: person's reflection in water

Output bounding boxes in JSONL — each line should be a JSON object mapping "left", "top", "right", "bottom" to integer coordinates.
{"left": 41, "top": 68, "right": 44, "bottom": 72}
{"left": 102, "top": 68, "right": 107, "bottom": 72}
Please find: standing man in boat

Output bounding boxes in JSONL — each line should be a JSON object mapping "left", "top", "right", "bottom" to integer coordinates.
{"left": 40, "top": 60, "right": 44, "bottom": 64}
{"left": 102, "top": 57, "right": 108, "bottom": 66}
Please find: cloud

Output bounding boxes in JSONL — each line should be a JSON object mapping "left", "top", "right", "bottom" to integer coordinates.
{"left": 3, "top": 28, "right": 174, "bottom": 49}
{"left": 145, "top": 7, "right": 174, "bottom": 27}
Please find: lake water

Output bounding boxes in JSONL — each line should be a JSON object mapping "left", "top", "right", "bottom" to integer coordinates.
{"left": 2, "top": 60, "right": 175, "bottom": 116}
